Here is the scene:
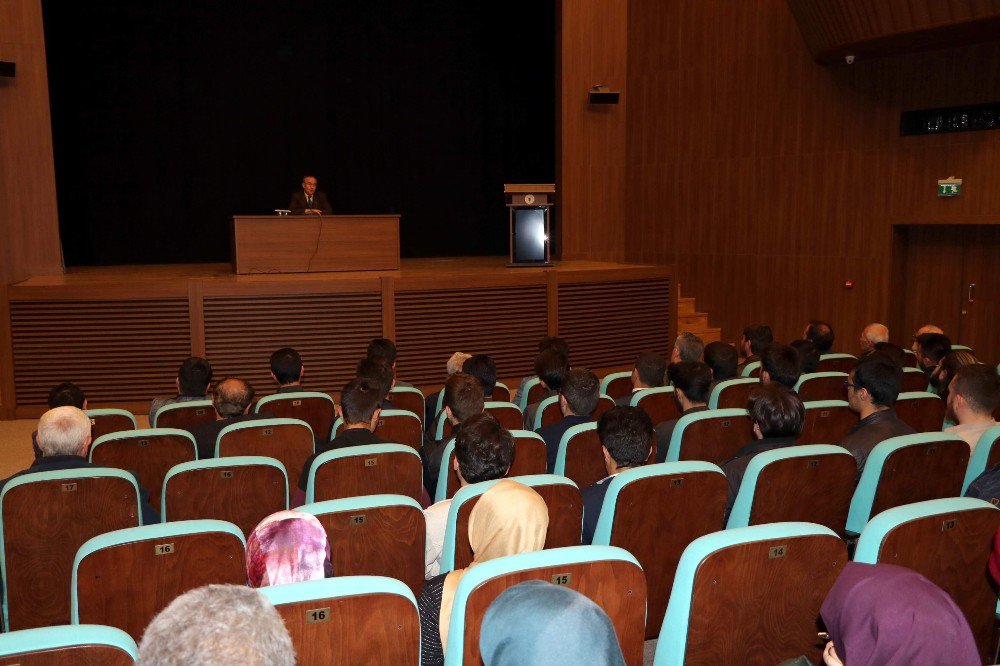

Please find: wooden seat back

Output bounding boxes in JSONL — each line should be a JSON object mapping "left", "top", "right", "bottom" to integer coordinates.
{"left": 217, "top": 420, "right": 313, "bottom": 490}
{"left": 491, "top": 384, "right": 511, "bottom": 402}
{"left": 900, "top": 368, "right": 929, "bottom": 392}
{"left": 537, "top": 398, "right": 562, "bottom": 428}
{"left": 631, "top": 388, "right": 681, "bottom": 424}
{"left": 0, "top": 626, "right": 138, "bottom": 666}
{"left": 154, "top": 401, "right": 215, "bottom": 430}
{"left": 798, "top": 402, "right": 856, "bottom": 445}
{"left": 558, "top": 426, "right": 608, "bottom": 489}
{"left": 507, "top": 432, "right": 548, "bottom": 477}
{"left": 870, "top": 439, "right": 969, "bottom": 519}
{"left": 816, "top": 355, "right": 856, "bottom": 373}
{"left": 484, "top": 402, "right": 524, "bottom": 431}
{"left": 674, "top": 412, "right": 753, "bottom": 465}
{"left": 387, "top": 390, "right": 424, "bottom": 426}
{"left": 85, "top": 411, "right": 136, "bottom": 442}
{"left": 310, "top": 446, "right": 423, "bottom": 503}
{"left": 594, "top": 394, "right": 616, "bottom": 418}
{"left": 89, "top": 429, "right": 196, "bottom": 512}
{"left": 794, "top": 373, "right": 848, "bottom": 402}
{"left": 602, "top": 374, "right": 633, "bottom": 400}
{"left": 525, "top": 382, "right": 547, "bottom": 408}
{"left": 256, "top": 393, "right": 335, "bottom": 443}
{"left": 372, "top": 411, "right": 423, "bottom": 450}
{"left": 894, "top": 392, "right": 947, "bottom": 432}
{"left": 713, "top": 380, "right": 757, "bottom": 409}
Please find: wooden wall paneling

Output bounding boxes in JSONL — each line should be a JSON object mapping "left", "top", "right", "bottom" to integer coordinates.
{"left": 188, "top": 281, "right": 205, "bottom": 357}
{"left": 380, "top": 275, "right": 395, "bottom": 340}
{"left": 0, "top": 285, "right": 15, "bottom": 418}
{"left": 546, "top": 269, "right": 559, "bottom": 336}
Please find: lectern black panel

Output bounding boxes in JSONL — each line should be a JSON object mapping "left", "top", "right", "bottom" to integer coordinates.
{"left": 513, "top": 207, "right": 547, "bottom": 263}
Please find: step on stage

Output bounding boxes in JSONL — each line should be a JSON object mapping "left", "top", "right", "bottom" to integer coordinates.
{"left": 1, "top": 258, "right": 673, "bottom": 418}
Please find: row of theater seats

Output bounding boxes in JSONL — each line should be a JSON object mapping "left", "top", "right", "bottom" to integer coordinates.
{"left": 0, "top": 496, "right": 996, "bottom": 665}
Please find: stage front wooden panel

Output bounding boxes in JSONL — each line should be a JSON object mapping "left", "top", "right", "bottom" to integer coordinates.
{"left": 0, "top": 259, "right": 673, "bottom": 418}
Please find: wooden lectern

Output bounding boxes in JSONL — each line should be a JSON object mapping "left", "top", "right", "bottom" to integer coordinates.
{"left": 504, "top": 184, "right": 554, "bottom": 267}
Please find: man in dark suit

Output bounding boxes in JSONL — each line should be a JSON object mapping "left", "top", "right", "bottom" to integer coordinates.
{"left": 288, "top": 175, "right": 332, "bottom": 215}
{"left": 536, "top": 368, "right": 600, "bottom": 472}
{"left": 188, "top": 378, "right": 271, "bottom": 460}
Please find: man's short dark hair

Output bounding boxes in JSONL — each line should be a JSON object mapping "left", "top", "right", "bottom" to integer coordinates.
{"left": 539, "top": 336, "right": 570, "bottom": 361}
{"left": 870, "top": 342, "right": 907, "bottom": 368}
{"left": 178, "top": 356, "right": 213, "bottom": 396}
{"left": 340, "top": 378, "right": 382, "bottom": 424}
{"left": 462, "top": 355, "right": 497, "bottom": 397}
{"left": 915, "top": 333, "right": 952, "bottom": 364}
{"left": 560, "top": 369, "right": 600, "bottom": 416}
{"left": 454, "top": 413, "right": 515, "bottom": 484}
{"left": 747, "top": 385, "right": 805, "bottom": 438}
{"left": 356, "top": 357, "right": 393, "bottom": 400}
{"left": 667, "top": 361, "right": 713, "bottom": 404}
{"left": 48, "top": 382, "right": 86, "bottom": 409}
{"left": 789, "top": 339, "right": 820, "bottom": 373}
{"left": 269, "top": 348, "right": 302, "bottom": 385}
{"left": 444, "top": 373, "right": 485, "bottom": 423}
{"left": 635, "top": 352, "right": 666, "bottom": 388}
{"left": 597, "top": 407, "right": 653, "bottom": 468}
{"left": 534, "top": 349, "right": 569, "bottom": 392}
{"left": 213, "top": 378, "right": 255, "bottom": 418}
{"left": 760, "top": 344, "right": 802, "bottom": 389}
{"left": 742, "top": 325, "right": 774, "bottom": 356}
{"left": 852, "top": 354, "right": 903, "bottom": 408}
{"left": 703, "top": 342, "right": 738, "bottom": 382}
{"left": 367, "top": 338, "right": 398, "bottom": 366}
{"left": 805, "top": 321, "right": 835, "bottom": 353}
{"left": 952, "top": 365, "right": 1000, "bottom": 415}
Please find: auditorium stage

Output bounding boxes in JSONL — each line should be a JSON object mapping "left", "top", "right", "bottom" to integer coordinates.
{"left": 1, "top": 258, "right": 673, "bottom": 419}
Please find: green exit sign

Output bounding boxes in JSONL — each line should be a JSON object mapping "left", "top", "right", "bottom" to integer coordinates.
{"left": 937, "top": 177, "right": 962, "bottom": 197}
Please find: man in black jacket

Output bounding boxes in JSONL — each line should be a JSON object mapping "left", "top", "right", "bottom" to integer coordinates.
{"left": 288, "top": 175, "right": 332, "bottom": 215}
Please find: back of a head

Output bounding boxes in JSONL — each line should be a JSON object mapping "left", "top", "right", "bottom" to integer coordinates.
{"left": 47, "top": 382, "right": 86, "bottom": 409}
{"left": 871, "top": 341, "right": 907, "bottom": 368}
{"left": 703, "top": 341, "right": 738, "bottom": 381}
{"left": 246, "top": 510, "right": 331, "bottom": 588}
{"left": 634, "top": 352, "right": 666, "bottom": 388}
{"left": 367, "top": 337, "right": 398, "bottom": 366}
{"left": 862, "top": 323, "right": 889, "bottom": 347}
{"left": 480, "top": 581, "right": 626, "bottom": 666}
{"left": 356, "top": 356, "right": 393, "bottom": 400}
{"left": 340, "top": 377, "right": 382, "bottom": 425}
{"left": 455, "top": 412, "right": 515, "bottom": 484}
{"left": 597, "top": 406, "right": 653, "bottom": 467}
{"left": 789, "top": 339, "right": 820, "bottom": 373}
{"left": 760, "top": 344, "right": 802, "bottom": 389}
{"left": 916, "top": 332, "right": 952, "bottom": 364}
{"left": 36, "top": 406, "right": 91, "bottom": 456}
{"left": 805, "top": 320, "right": 835, "bottom": 353}
{"left": 560, "top": 368, "right": 600, "bottom": 416}
{"left": 213, "top": 378, "right": 255, "bottom": 418}
{"left": 674, "top": 332, "right": 705, "bottom": 363}
{"left": 178, "top": 356, "right": 213, "bottom": 396}
{"left": 747, "top": 384, "right": 804, "bottom": 438}
{"left": 463, "top": 354, "right": 498, "bottom": 397}
{"left": 138, "top": 584, "right": 295, "bottom": 666}
{"left": 667, "top": 361, "right": 713, "bottom": 405}
{"left": 445, "top": 372, "right": 486, "bottom": 422}
{"left": 268, "top": 348, "right": 302, "bottom": 385}
{"left": 468, "top": 479, "right": 548, "bottom": 562}
{"left": 853, "top": 354, "right": 903, "bottom": 408}
{"left": 539, "top": 336, "right": 570, "bottom": 362}
{"left": 447, "top": 352, "right": 472, "bottom": 376}
{"left": 939, "top": 350, "right": 978, "bottom": 387}
{"left": 742, "top": 324, "right": 774, "bottom": 355}
{"left": 534, "top": 348, "right": 569, "bottom": 392}
{"left": 952, "top": 364, "right": 1000, "bottom": 416}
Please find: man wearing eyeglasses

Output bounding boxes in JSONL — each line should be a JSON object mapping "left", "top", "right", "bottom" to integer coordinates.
{"left": 289, "top": 175, "right": 332, "bottom": 215}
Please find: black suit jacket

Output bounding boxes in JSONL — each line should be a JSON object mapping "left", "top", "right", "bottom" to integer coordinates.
{"left": 187, "top": 413, "right": 274, "bottom": 461}
{"left": 289, "top": 190, "right": 332, "bottom": 215}
{"left": 581, "top": 475, "right": 615, "bottom": 545}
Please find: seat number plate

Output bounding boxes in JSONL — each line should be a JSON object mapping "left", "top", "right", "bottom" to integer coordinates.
{"left": 306, "top": 607, "right": 330, "bottom": 623}
{"left": 551, "top": 573, "right": 571, "bottom": 585}
{"left": 768, "top": 545, "right": 787, "bottom": 559}
{"left": 155, "top": 543, "right": 175, "bottom": 555}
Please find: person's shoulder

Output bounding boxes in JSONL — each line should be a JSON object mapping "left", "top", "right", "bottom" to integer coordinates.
{"left": 424, "top": 498, "right": 452, "bottom": 519}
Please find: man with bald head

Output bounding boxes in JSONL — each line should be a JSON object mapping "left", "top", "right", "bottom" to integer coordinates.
{"left": 288, "top": 175, "right": 332, "bottom": 215}
{"left": 188, "top": 378, "right": 271, "bottom": 459}
{"left": 911, "top": 324, "right": 944, "bottom": 353}
{"left": 859, "top": 323, "right": 889, "bottom": 354}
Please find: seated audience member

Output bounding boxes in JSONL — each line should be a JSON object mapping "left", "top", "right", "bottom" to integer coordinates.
{"left": 418, "top": 479, "right": 548, "bottom": 666}
{"left": 513, "top": 337, "right": 570, "bottom": 407}
{"left": 269, "top": 347, "right": 304, "bottom": 393}
{"left": 536, "top": 369, "right": 600, "bottom": 472}
{"left": 32, "top": 381, "right": 87, "bottom": 459}
{"left": 789, "top": 339, "right": 820, "bottom": 373}
{"left": 367, "top": 337, "right": 413, "bottom": 387}
{"left": 721, "top": 385, "right": 804, "bottom": 521}
{"left": 868, "top": 341, "right": 907, "bottom": 367}
{"left": 149, "top": 356, "right": 213, "bottom": 425}
{"left": 246, "top": 510, "right": 332, "bottom": 588}
{"left": 582, "top": 407, "right": 653, "bottom": 544}
{"left": 188, "top": 378, "right": 267, "bottom": 460}
{"left": 480, "top": 581, "right": 626, "bottom": 666}
{"left": 423, "top": 373, "right": 486, "bottom": 498}
{"left": 293, "top": 378, "right": 383, "bottom": 506}
{"left": 946, "top": 364, "right": 1000, "bottom": 451}
{"left": 760, "top": 344, "right": 801, "bottom": 389}
{"left": 463, "top": 354, "right": 498, "bottom": 399}
{"left": 703, "top": 341, "right": 739, "bottom": 387}
{"left": 840, "top": 355, "right": 914, "bottom": 477}
{"left": 2, "top": 406, "right": 158, "bottom": 525}
{"left": 859, "top": 323, "right": 889, "bottom": 355}
{"left": 524, "top": 348, "right": 570, "bottom": 427}
{"left": 671, "top": 332, "right": 705, "bottom": 364}
{"left": 138, "top": 584, "right": 295, "bottom": 666}
{"left": 356, "top": 355, "right": 394, "bottom": 407}
{"left": 914, "top": 331, "right": 951, "bottom": 376}
{"left": 655, "top": 361, "right": 712, "bottom": 463}
{"left": 738, "top": 324, "right": 773, "bottom": 371}
{"left": 819, "top": 562, "right": 979, "bottom": 666}
{"left": 804, "top": 320, "right": 835, "bottom": 354}
{"left": 910, "top": 323, "right": 944, "bottom": 354}
{"left": 614, "top": 352, "right": 666, "bottom": 407}
{"left": 425, "top": 352, "right": 472, "bottom": 430}
{"left": 933, "top": 349, "right": 978, "bottom": 399}
{"left": 424, "top": 413, "right": 515, "bottom": 578}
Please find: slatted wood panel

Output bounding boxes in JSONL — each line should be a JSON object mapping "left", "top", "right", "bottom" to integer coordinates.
{"left": 10, "top": 299, "right": 188, "bottom": 405}
{"left": 557, "top": 278, "right": 670, "bottom": 368}
{"left": 394, "top": 285, "right": 547, "bottom": 385}
{"left": 203, "top": 293, "right": 381, "bottom": 393}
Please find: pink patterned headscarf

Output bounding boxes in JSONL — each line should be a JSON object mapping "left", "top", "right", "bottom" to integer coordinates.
{"left": 246, "top": 510, "right": 331, "bottom": 588}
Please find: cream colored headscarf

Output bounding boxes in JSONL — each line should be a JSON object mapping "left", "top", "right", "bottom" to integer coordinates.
{"left": 438, "top": 479, "right": 549, "bottom": 653}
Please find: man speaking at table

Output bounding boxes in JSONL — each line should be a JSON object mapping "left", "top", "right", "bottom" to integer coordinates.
{"left": 289, "top": 175, "right": 332, "bottom": 215}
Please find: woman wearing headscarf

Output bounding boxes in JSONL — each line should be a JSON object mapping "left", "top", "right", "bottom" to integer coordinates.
{"left": 417, "top": 479, "right": 549, "bottom": 666}
{"left": 480, "top": 580, "right": 625, "bottom": 666}
{"left": 820, "top": 562, "right": 979, "bottom": 665}
{"left": 246, "top": 510, "right": 332, "bottom": 588}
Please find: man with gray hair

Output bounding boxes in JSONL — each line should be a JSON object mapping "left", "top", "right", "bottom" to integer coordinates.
{"left": 138, "top": 584, "right": 295, "bottom": 665}
{"left": 671, "top": 332, "right": 705, "bottom": 364}
{"left": 0, "top": 406, "right": 158, "bottom": 524}
{"left": 188, "top": 378, "right": 271, "bottom": 460}
{"left": 859, "top": 323, "right": 889, "bottom": 355}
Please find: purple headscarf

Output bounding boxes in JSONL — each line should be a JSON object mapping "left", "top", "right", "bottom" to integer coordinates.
{"left": 246, "top": 510, "right": 332, "bottom": 588}
{"left": 820, "top": 562, "right": 979, "bottom": 665}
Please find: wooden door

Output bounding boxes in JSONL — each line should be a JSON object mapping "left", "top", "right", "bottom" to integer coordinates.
{"left": 960, "top": 226, "right": 1000, "bottom": 365}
